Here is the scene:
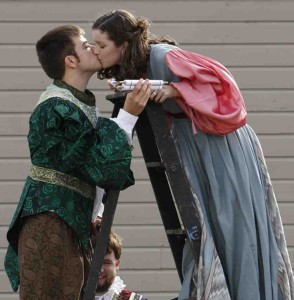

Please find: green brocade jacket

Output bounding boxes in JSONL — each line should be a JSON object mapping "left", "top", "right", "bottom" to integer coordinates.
{"left": 5, "top": 80, "right": 134, "bottom": 292}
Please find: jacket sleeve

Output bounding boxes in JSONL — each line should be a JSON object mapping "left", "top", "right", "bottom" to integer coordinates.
{"left": 82, "top": 117, "right": 134, "bottom": 190}
{"left": 165, "top": 49, "right": 247, "bottom": 135}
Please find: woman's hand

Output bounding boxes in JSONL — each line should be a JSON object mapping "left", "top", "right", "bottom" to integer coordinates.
{"left": 149, "top": 85, "right": 180, "bottom": 104}
{"left": 123, "top": 79, "right": 151, "bottom": 116}
{"left": 108, "top": 80, "right": 116, "bottom": 91}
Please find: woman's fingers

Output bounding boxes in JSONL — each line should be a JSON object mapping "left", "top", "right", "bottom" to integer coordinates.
{"left": 149, "top": 85, "right": 179, "bottom": 103}
{"left": 150, "top": 89, "right": 164, "bottom": 102}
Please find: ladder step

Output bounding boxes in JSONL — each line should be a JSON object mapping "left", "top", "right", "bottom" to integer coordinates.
{"left": 166, "top": 229, "right": 186, "bottom": 236}
{"left": 145, "top": 162, "right": 164, "bottom": 169}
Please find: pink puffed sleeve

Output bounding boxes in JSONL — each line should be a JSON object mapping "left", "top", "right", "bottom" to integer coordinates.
{"left": 165, "top": 49, "right": 247, "bottom": 135}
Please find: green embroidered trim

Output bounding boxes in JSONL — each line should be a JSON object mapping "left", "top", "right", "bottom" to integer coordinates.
{"left": 37, "top": 84, "right": 97, "bottom": 127}
{"left": 29, "top": 165, "right": 95, "bottom": 200}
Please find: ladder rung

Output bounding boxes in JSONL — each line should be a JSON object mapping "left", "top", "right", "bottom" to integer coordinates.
{"left": 166, "top": 229, "right": 186, "bottom": 236}
{"left": 146, "top": 162, "right": 164, "bottom": 168}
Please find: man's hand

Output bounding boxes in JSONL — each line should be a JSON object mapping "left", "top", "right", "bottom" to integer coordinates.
{"left": 123, "top": 79, "right": 151, "bottom": 116}
{"left": 91, "top": 216, "right": 102, "bottom": 238}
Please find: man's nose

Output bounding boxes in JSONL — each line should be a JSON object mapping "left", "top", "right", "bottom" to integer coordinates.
{"left": 92, "top": 45, "right": 99, "bottom": 55}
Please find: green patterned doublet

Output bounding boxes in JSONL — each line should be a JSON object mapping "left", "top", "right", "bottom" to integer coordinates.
{"left": 5, "top": 81, "right": 134, "bottom": 291}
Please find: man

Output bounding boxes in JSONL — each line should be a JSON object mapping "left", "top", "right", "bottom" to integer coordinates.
{"left": 4, "top": 25, "right": 151, "bottom": 299}
{"left": 95, "top": 230, "right": 147, "bottom": 300}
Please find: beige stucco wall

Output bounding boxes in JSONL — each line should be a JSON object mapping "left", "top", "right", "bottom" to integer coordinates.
{"left": 0, "top": 1, "right": 294, "bottom": 299}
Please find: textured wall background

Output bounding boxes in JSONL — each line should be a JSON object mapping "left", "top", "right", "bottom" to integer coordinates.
{"left": 0, "top": 1, "right": 294, "bottom": 299}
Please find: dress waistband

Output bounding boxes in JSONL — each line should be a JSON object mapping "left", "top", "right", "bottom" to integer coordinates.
{"left": 29, "top": 165, "right": 95, "bottom": 200}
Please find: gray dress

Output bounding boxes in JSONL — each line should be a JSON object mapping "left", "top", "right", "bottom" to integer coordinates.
{"left": 147, "top": 44, "right": 294, "bottom": 300}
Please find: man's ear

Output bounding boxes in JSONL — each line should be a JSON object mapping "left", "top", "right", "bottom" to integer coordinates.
{"left": 64, "top": 55, "right": 77, "bottom": 68}
{"left": 116, "top": 259, "right": 120, "bottom": 270}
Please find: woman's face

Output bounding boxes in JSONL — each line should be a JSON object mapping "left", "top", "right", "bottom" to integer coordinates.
{"left": 92, "top": 29, "right": 127, "bottom": 69}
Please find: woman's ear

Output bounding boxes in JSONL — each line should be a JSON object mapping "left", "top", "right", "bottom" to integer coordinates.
{"left": 121, "top": 41, "right": 129, "bottom": 53}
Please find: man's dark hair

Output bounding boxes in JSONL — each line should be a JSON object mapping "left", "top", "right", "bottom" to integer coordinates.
{"left": 36, "top": 25, "right": 83, "bottom": 79}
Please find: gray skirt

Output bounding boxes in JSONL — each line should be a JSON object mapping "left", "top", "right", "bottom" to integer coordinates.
{"left": 171, "top": 118, "right": 294, "bottom": 300}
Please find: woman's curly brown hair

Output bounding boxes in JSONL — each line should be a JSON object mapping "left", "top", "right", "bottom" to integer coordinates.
{"left": 92, "top": 10, "right": 177, "bottom": 81}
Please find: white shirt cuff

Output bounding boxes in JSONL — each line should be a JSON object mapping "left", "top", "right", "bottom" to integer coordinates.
{"left": 110, "top": 109, "right": 138, "bottom": 144}
{"left": 92, "top": 186, "right": 105, "bottom": 220}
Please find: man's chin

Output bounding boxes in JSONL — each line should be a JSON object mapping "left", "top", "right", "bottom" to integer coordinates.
{"left": 96, "top": 281, "right": 111, "bottom": 294}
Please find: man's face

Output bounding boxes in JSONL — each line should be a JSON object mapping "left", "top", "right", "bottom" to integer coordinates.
{"left": 73, "top": 34, "right": 102, "bottom": 73}
{"left": 96, "top": 250, "right": 120, "bottom": 294}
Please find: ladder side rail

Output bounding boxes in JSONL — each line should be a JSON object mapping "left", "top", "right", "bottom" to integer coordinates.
{"left": 136, "top": 110, "right": 185, "bottom": 281}
{"left": 146, "top": 103, "right": 202, "bottom": 264}
{"left": 83, "top": 190, "right": 120, "bottom": 300}
{"left": 83, "top": 100, "right": 123, "bottom": 299}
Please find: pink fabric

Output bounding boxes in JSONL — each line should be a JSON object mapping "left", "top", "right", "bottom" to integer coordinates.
{"left": 166, "top": 49, "right": 247, "bottom": 135}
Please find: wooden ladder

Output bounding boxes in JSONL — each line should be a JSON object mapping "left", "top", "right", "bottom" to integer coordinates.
{"left": 83, "top": 93, "right": 202, "bottom": 300}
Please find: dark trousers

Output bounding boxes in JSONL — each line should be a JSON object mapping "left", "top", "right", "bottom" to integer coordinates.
{"left": 18, "top": 212, "right": 92, "bottom": 300}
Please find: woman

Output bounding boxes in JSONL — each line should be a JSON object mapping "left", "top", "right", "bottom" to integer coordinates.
{"left": 92, "top": 10, "right": 294, "bottom": 300}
